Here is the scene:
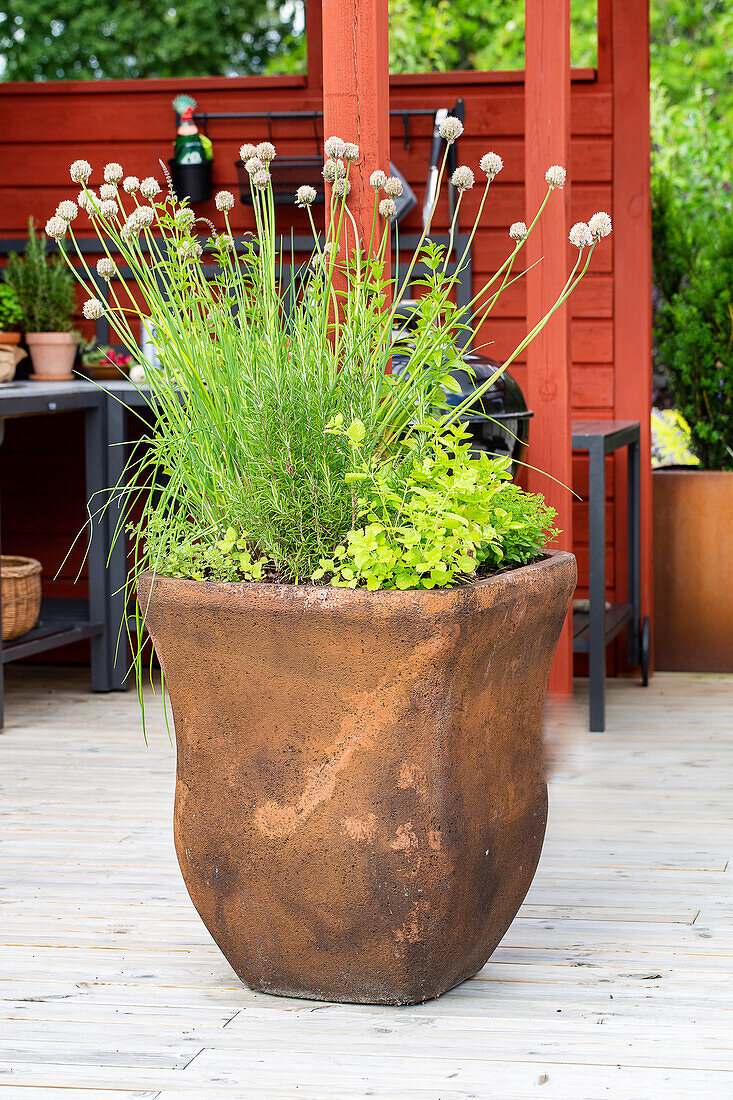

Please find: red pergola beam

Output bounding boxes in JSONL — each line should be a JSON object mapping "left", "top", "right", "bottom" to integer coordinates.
{"left": 524, "top": 0, "right": 574, "bottom": 693}
{"left": 321, "top": 0, "right": 390, "bottom": 239}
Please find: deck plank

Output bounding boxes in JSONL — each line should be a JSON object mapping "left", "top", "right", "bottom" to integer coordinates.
{"left": 0, "top": 666, "right": 731, "bottom": 1097}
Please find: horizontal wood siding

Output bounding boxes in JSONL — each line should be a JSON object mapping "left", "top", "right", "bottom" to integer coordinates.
{"left": 0, "top": 69, "right": 623, "bottom": 666}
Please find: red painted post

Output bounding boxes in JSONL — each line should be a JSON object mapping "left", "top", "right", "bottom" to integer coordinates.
{"left": 305, "top": 0, "right": 323, "bottom": 91}
{"left": 321, "top": 0, "right": 390, "bottom": 241}
{"left": 524, "top": 0, "right": 573, "bottom": 694}
{"left": 611, "top": 0, "right": 653, "bottom": 667}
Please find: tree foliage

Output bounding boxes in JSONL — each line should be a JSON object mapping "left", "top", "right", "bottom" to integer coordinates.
{"left": 0, "top": 0, "right": 302, "bottom": 81}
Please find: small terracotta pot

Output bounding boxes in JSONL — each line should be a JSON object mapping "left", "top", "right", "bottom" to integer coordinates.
{"left": 0, "top": 332, "right": 21, "bottom": 346}
{"left": 25, "top": 332, "right": 78, "bottom": 381}
{"left": 138, "top": 550, "right": 576, "bottom": 1005}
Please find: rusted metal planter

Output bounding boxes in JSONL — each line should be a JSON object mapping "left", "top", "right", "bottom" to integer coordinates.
{"left": 138, "top": 550, "right": 576, "bottom": 1005}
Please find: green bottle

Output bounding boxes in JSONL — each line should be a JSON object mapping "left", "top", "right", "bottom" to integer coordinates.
{"left": 174, "top": 107, "right": 205, "bottom": 165}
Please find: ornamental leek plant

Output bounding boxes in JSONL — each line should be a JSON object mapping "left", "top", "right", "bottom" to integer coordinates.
{"left": 47, "top": 120, "right": 611, "bottom": 604}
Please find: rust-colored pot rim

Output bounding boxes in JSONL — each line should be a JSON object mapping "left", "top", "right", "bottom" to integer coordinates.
{"left": 139, "top": 549, "right": 574, "bottom": 609}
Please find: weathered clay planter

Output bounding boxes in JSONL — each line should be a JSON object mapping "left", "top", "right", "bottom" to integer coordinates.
{"left": 138, "top": 550, "right": 576, "bottom": 1005}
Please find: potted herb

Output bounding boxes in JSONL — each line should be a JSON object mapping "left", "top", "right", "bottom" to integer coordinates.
{"left": 50, "top": 135, "right": 610, "bottom": 1005}
{"left": 0, "top": 283, "right": 23, "bottom": 346}
{"left": 81, "top": 341, "right": 131, "bottom": 380}
{"left": 652, "top": 192, "right": 733, "bottom": 671}
{"left": 5, "top": 218, "right": 78, "bottom": 381}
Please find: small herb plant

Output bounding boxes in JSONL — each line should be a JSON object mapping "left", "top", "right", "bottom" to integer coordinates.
{"left": 5, "top": 218, "right": 76, "bottom": 333}
{"left": 46, "top": 127, "right": 610, "bottom": 603}
{"left": 0, "top": 283, "right": 23, "bottom": 332}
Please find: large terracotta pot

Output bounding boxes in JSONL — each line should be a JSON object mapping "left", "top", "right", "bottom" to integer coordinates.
{"left": 653, "top": 469, "right": 733, "bottom": 671}
{"left": 138, "top": 550, "right": 576, "bottom": 1005}
{"left": 25, "top": 332, "right": 77, "bottom": 381}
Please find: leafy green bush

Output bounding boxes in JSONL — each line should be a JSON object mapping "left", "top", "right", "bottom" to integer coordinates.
{"left": 312, "top": 423, "right": 557, "bottom": 590}
{"left": 655, "top": 213, "right": 733, "bottom": 470}
{"left": 4, "top": 219, "right": 76, "bottom": 333}
{"left": 0, "top": 283, "right": 23, "bottom": 332}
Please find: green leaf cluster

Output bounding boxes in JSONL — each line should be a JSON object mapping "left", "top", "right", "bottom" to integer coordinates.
{"left": 655, "top": 212, "right": 733, "bottom": 470}
{"left": 0, "top": 283, "right": 22, "bottom": 332}
{"left": 313, "top": 425, "right": 557, "bottom": 591}
{"left": 140, "top": 514, "right": 265, "bottom": 583}
{"left": 4, "top": 219, "right": 76, "bottom": 333}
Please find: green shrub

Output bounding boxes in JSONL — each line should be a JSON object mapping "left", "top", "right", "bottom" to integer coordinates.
{"left": 0, "top": 283, "right": 23, "bottom": 332}
{"left": 656, "top": 213, "right": 733, "bottom": 470}
{"left": 4, "top": 218, "right": 76, "bottom": 333}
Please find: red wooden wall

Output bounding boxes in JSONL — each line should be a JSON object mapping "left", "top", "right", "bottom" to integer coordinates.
{"left": 0, "top": 33, "right": 652, "bottom": 674}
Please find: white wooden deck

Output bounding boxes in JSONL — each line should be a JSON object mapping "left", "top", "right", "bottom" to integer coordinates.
{"left": 0, "top": 666, "right": 730, "bottom": 1099}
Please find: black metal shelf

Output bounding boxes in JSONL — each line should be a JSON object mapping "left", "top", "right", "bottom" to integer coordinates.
{"left": 2, "top": 598, "right": 104, "bottom": 664}
{"left": 573, "top": 602, "right": 633, "bottom": 654}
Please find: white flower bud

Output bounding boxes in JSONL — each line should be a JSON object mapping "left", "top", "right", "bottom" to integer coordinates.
{"left": 239, "top": 143, "right": 257, "bottom": 163}
{"left": 245, "top": 157, "right": 265, "bottom": 176}
{"left": 123, "top": 176, "right": 140, "bottom": 193}
{"left": 99, "top": 199, "right": 119, "bottom": 219}
{"left": 343, "top": 142, "right": 359, "bottom": 161}
{"left": 77, "top": 190, "right": 94, "bottom": 212}
{"left": 545, "top": 164, "right": 567, "bottom": 188}
{"left": 322, "top": 158, "right": 346, "bottom": 183}
{"left": 99, "top": 183, "right": 117, "bottom": 201}
{"left": 56, "top": 200, "right": 78, "bottom": 222}
{"left": 568, "top": 222, "right": 594, "bottom": 249}
{"left": 45, "top": 216, "right": 67, "bottom": 240}
{"left": 103, "top": 162, "right": 124, "bottom": 184}
{"left": 332, "top": 178, "right": 351, "bottom": 199}
{"left": 295, "top": 185, "right": 317, "bottom": 207}
{"left": 379, "top": 198, "right": 397, "bottom": 220}
{"left": 255, "top": 141, "right": 276, "bottom": 165}
{"left": 451, "top": 165, "right": 475, "bottom": 192}
{"left": 509, "top": 221, "right": 528, "bottom": 242}
{"left": 135, "top": 206, "right": 155, "bottom": 228}
{"left": 215, "top": 190, "right": 235, "bottom": 212}
{"left": 588, "top": 210, "right": 613, "bottom": 239}
{"left": 70, "top": 159, "right": 92, "bottom": 183}
{"left": 480, "top": 152, "right": 503, "bottom": 179}
{"left": 384, "top": 176, "right": 403, "bottom": 199}
{"left": 215, "top": 233, "right": 235, "bottom": 252}
{"left": 140, "top": 177, "right": 161, "bottom": 199}
{"left": 252, "top": 169, "right": 270, "bottom": 191}
{"left": 174, "top": 207, "right": 196, "bottom": 228}
{"left": 369, "top": 170, "right": 387, "bottom": 190}
{"left": 439, "top": 116, "right": 463, "bottom": 144}
{"left": 178, "top": 240, "right": 202, "bottom": 261}
{"left": 96, "top": 257, "right": 117, "bottom": 280}
{"left": 324, "top": 136, "right": 346, "bottom": 160}
{"left": 83, "top": 298, "right": 105, "bottom": 320}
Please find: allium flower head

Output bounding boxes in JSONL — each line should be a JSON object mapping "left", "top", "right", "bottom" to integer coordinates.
{"left": 324, "top": 136, "right": 346, "bottom": 160}
{"left": 545, "top": 164, "right": 567, "bottom": 188}
{"left": 322, "top": 158, "right": 346, "bottom": 183}
{"left": 123, "top": 176, "right": 140, "bottom": 194}
{"left": 295, "top": 185, "right": 317, "bottom": 207}
{"left": 99, "top": 183, "right": 117, "bottom": 201}
{"left": 384, "top": 176, "right": 403, "bottom": 199}
{"left": 215, "top": 232, "right": 235, "bottom": 252}
{"left": 103, "top": 162, "right": 123, "bottom": 184}
{"left": 179, "top": 240, "right": 203, "bottom": 261}
{"left": 568, "top": 222, "right": 593, "bottom": 249}
{"left": 451, "top": 165, "right": 475, "bottom": 192}
{"left": 70, "top": 159, "right": 92, "bottom": 183}
{"left": 140, "top": 177, "right": 161, "bottom": 199}
{"left": 332, "top": 178, "right": 351, "bottom": 199}
{"left": 369, "top": 170, "right": 387, "bottom": 190}
{"left": 96, "top": 257, "right": 117, "bottom": 280}
{"left": 255, "top": 141, "right": 276, "bottom": 165}
{"left": 343, "top": 142, "right": 359, "bottom": 161}
{"left": 77, "top": 191, "right": 93, "bottom": 212}
{"left": 99, "top": 199, "right": 119, "bottom": 219}
{"left": 252, "top": 169, "right": 270, "bottom": 191}
{"left": 174, "top": 207, "right": 196, "bottom": 228}
{"left": 83, "top": 298, "right": 105, "bottom": 320}
{"left": 245, "top": 157, "right": 265, "bottom": 176}
{"left": 439, "top": 116, "right": 464, "bottom": 144}
{"left": 509, "top": 221, "right": 528, "bottom": 242}
{"left": 56, "top": 200, "right": 78, "bottom": 222}
{"left": 588, "top": 210, "right": 612, "bottom": 239}
{"left": 135, "top": 206, "right": 155, "bottom": 228}
{"left": 215, "top": 190, "right": 235, "bottom": 212}
{"left": 45, "top": 216, "right": 67, "bottom": 241}
{"left": 239, "top": 143, "right": 257, "bottom": 162}
{"left": 379, "top": 198, "right": 397, "bottom": 220}
{"left": 480, "top": 152, "right": 503, "bottom": 179}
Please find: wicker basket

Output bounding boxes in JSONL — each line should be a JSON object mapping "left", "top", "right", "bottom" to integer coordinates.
{"left": 2, "top": 556, "right": 42, "bottom": 641}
